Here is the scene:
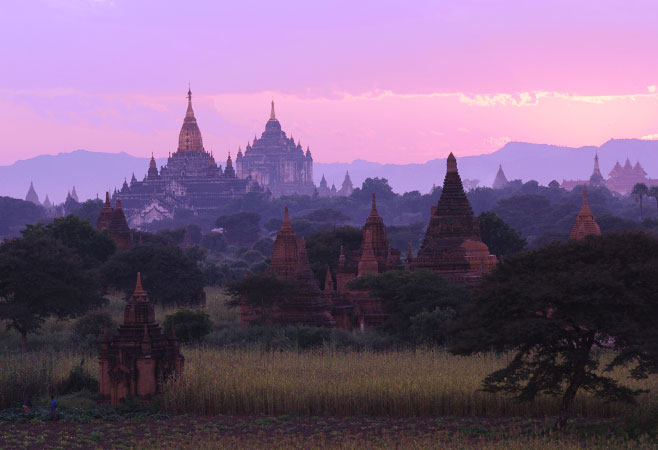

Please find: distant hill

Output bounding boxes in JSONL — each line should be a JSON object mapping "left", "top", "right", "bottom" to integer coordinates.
{"left": 2, "top": 139, "right": 658, "bottom": 201}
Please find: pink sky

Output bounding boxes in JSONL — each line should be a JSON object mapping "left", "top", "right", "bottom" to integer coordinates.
{"left": 1, "top": 0, "right": 658, "bottom": 165}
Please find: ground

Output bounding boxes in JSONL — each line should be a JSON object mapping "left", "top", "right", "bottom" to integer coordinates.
{"left": 0, "top": 415, "right": 649, "bottom": 449}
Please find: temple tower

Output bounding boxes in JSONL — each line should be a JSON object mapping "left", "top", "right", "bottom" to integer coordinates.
{"left": 269, "top": 207, "right": 299, "bottom": 279}
{"left": 25, "top": 182, "right": 40, "bottom": 205}
{"left": 569, "top": 188, "right": 601, "bottom": 240}
{"left": 413, "top": 153, "right": 497, "bottom": 283}
{"left": 492, "top": 165, "right": 509, "bottom": 189}
{"left": 589, "top": 152, "right": 605, "bottom": 187}
{"left": 178, "top": 87, "right": 204, "bottom": 153}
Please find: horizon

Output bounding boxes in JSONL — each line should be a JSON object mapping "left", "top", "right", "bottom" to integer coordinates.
{"left": 2, "top": 1, "right": 658, "bottom": 166}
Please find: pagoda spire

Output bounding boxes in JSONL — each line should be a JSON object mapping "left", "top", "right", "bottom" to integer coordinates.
{"left": 570, "top": 188, "right": 601, "bottom": 240}
{"left": 134, "top": 272, "right": 145, "bottom": 296}
{"left": 185, "top": 86, "right": 195, "bottom": 119}
{"left": 269, "top": 100, "right": 276, "bottom": 121}
{"left": 282, "top": 206, "right": 292, "bottom": 229}
{"left": 370, "top": 193, "right": 379, "bottom": 217}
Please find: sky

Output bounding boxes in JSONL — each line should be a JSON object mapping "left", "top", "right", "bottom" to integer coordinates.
{"left": 1, "top": 0, "right": 658, "bottom": 166}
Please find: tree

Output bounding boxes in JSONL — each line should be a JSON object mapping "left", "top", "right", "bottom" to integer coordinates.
{"left": 215, "top": 212, "right": 261, "bottom": 246}
{"left": 100, "top": 243, "right": 206, "bottom": 307}
{"left": 305, "top": 226, "right": 363, "bottom": 286}
{"left": 352, "top": 177, "right": 397, "bottom": 202}
{"left": 226, "top": 274, "right": 300, "bottom": 325}
{"left": 163, "top": 309, "right": 213, "bottom": 344}
{"left": 69, "top": 199, "right": 104, "bottom": 225}
{"left": 450, "top": 232, "right": 658, "bottom": 428}
{"left": 348, "top": 270, "right": 470, "bottom": 343}
{"left": 0, "top": 235, "right": 105, "bottom": 343}
{"left": 632, "top": 183, "right": 649, "bottom": 217}
{"left": 72, "top": 311, "right": 115, "bottom": 349}
{"left": 648, "top": 186, "right": 658, "bottom": 215}
{"left": 22, "top": 215, "right": 116, "bottom": 268}
{"left": 0, "top": 196, "right": 45, "bottom": 238}
{"left": 477, "top": 212, "right": 526, "bottom": 257}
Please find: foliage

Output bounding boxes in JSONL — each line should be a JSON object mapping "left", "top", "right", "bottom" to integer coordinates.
{"left": 100, "top": 242, "right": 206, "bottom": 307}
{"left": 305, "top": 226, "right": 363, "bottom": 286}
{"left": 163, "top": 309, "right": 213, "bottom": 344}
{"left": 225, "top": 274, "right": 299, "bottom": 325}
{"left": 22, "top": 214, "right": 116, "bottom": 268}
{"left": 632, "top": 183, "right": 649, "bottom": 217}
{"left": 58, "top": 359, "right": 99, "bottom": 395}
{"left": 252, "top": 238, "right": 274, "bottom": 256}
{"left": 0, "top": 235, "right": 106, "bottom": 341}
{"left": 351, "top": 177, "right": 397, "bottom": 202}
{"left": 215, "top": 211, "right": 261, "bottom": 246}
{"left": 0, "top": 196, "right": 45, "bottom": 238}
{"left": 348, "top": 270, "right": 470, "bottom": 343}
{"left": 69, "top": 199, "right": 104, "bottom": 225}
{"left": 477, "top": 211, "right": 526, "bottom": 257}
{"left": 72, "top": 311, "right": 115, "bottom": 349}
{"left": 450, "top": 232, "right": 658, "bottom": 427}
{"left": 200, "top": 232, "right": 227, "bottom": 253}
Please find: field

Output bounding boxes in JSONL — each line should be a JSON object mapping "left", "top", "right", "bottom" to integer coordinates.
{"left": 1, "top": 288, "right": 658, "bottom": 448}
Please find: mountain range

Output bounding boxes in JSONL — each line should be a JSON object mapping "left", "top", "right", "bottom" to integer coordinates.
{"left": 1, "top": 139, "right": 657, "bottom": 203}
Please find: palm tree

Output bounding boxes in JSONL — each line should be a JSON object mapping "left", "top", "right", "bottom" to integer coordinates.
{"left": 649, "top": 186, "right": 658, "bottom": 216}
{"left": 632, "top": 183, "right": 649, "bottom": 217}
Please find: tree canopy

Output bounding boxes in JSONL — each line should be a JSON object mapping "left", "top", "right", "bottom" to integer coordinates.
{"left": 215, "top": 211, "right": 261, "bottom": 246}
{"left": 100, "top": 242, "right": 206, "bottom": 307}
{"left": 349, "top": 270, "right": 470, "bottom": 345}
{"left": 450, "top": 232, "right": 658, "bottom": 427}
{"left": 477, "top": 212, "right": 526, "bottom": 257}
{"left": 0, "top": 235, "right": 105, "bottom": 342}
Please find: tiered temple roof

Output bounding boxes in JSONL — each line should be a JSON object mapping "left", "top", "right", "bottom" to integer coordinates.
{"left": 97, "top": 192, "right": 132, "bottom": 249}
{"left": 569, "top": 188, "right": 601, "bottom": 240}
{"left": 413, "top": 153, "right": 497, "bottom": 283}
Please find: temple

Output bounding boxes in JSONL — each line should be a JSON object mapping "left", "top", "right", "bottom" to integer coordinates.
{"left": 114, "top": 88, "right": 253, "bottom": 226}
{"left": 492, "top": 165, "right": 509, "bottom": 189}
{"left": 25, "top": 182, "right": 40, "bottom": 205}
{"left": 569, "top": 188, "right": 601, "bottom": 240}
{"left": 235, "top": 101, "right": 315, "bottom": 197}
{"left": 241, "top": 196, "right": 402, "bottom": 330}
{"left": 412, "top": 153, "right": 498, "bottom": 283}
{"left": 561, "top": 153, "right": 658, "bottom": 194}
{"left": 99, "top": 273, "right": 184, "bottom": 405}
{"left": 97, "top": 192, "right": 133, "bottom": 249}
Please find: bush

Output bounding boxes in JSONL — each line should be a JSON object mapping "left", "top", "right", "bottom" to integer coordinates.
{"left": 163, "top": 309, "right": 213, "bottom": 344}
{"left": 58, "top": 360, "right": 99, "bottom": 395}
{"left": 72, "top": 311, "right": 115, "bottom": 349}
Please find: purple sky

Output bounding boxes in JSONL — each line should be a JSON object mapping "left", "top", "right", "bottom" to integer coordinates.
{"left": 1, "top": 0, "right": 658, "bottom": 165}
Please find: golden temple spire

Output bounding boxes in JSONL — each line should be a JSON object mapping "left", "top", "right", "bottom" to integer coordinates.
{"left": 185, "top": 86, "right": 195, "bottom": 119}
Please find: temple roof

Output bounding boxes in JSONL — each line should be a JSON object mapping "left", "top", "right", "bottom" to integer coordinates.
{"left": 178, "top": 87, "right": 204, "bottom": 153}
{"left": 25, "top": 181, "right": 40, "bottom": 204}
{"left": 570, "top": 188, "right": 601, "bottom": 240}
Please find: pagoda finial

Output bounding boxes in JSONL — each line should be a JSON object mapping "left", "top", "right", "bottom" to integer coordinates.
{"left": 104, "top": 191, "right": 111, "bottom": 207}
{"left": 583, "top": 187, "right": 589, "bottom": 204}
{"left": 269, "top": 100, "right": 276, "bottom": 120}
{"left": 134, "top": 272, "right": 145, "bottom": 296}
{"left": 185, "top": 85, "right": 195, "bottom": 119}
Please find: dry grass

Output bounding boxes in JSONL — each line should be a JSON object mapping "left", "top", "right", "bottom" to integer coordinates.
{"left": 162, "top": 348, "right": 655, "bottom": 418}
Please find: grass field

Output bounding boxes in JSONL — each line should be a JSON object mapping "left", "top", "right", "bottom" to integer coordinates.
{"left": 1, "top": 288, "right": 658, "bottom": 448}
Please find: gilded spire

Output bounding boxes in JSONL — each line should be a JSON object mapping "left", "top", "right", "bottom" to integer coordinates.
{"left": 186, "top": 86, "right": 195, "bottom": 119}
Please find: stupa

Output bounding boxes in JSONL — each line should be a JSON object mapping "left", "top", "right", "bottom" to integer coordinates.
{"left": 413, "top": 153, "right": 497, "bottom": 283}
{"left": 569, "top": 188, "right": 601, "bottom": 240}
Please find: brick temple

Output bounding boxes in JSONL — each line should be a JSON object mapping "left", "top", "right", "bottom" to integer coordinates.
{"left": 240, "top": 153, "right": 498, "bottom": 329}
{"left": 569, "top": 188, "right": 601, "bottom": 240}
{"left": 99, "top": 273, "right": 184, "bottom": 405}
{"left": 412, "top": 153, "right": 498, "bottom": 283}
{"left": 97, "top": 192, "right": 132, "bottom": 249}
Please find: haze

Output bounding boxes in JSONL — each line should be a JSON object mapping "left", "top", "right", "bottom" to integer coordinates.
{"left": 1, "top": 0, "right": 658, "bottom": 166}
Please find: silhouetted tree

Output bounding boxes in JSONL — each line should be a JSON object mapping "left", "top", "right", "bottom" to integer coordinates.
{"left": 632, "top": 183, "right": 649, "bottom": 217}
{"left": 0, "top": 235, "right": 105, "bottom": 343}
{"left": 216, "top": 212, "right": 261, "bottom": 246}
{"left": 226, "top": 274, "right": 299, "bottom": 325}
{"left": 450, "top": 232, "right": 658, "bottom": 429}
{"left": 477, "top": 212, "right": 526, "bottom": 257}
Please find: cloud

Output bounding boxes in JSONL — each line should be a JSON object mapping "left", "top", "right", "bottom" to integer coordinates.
{"left": 641, "top": 133, "right": 658, "bottom": 140}
{"left": 649, "top": 86, "right": 657, "bottom": 93}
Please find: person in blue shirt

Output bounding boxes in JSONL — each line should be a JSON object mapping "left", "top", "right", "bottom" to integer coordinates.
{"left": 49, "top": 395, "right": 57, "bottom": 420}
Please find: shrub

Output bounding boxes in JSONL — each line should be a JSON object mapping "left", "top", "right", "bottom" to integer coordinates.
{"left": 72, "top": 311, "right": 115, "bottom": 349}
{"left": 163, "top": 309, "right": 213, "bottom": 344}
{"left": 58, "top": 360, "right": 98, "bottom": 395}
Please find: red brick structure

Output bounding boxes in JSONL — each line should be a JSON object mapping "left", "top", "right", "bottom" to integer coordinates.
{"left": 99, "top": 273, "right": 184, "bottom": 406}
{"left": 412, "top": 153, "right": 497, "bottom": 283}
{"left": 97, "top": 192, "right": 132, "bottom": 249}
{"left": 569, "top": 188, "right": 601, "bottom": 240}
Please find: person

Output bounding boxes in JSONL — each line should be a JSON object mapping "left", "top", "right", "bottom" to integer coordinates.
{"left": 22, "top": 397, "right": 32, "bottom": 413}
{"left": 49, "top": 395, "right": 57, "bottom": 421}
